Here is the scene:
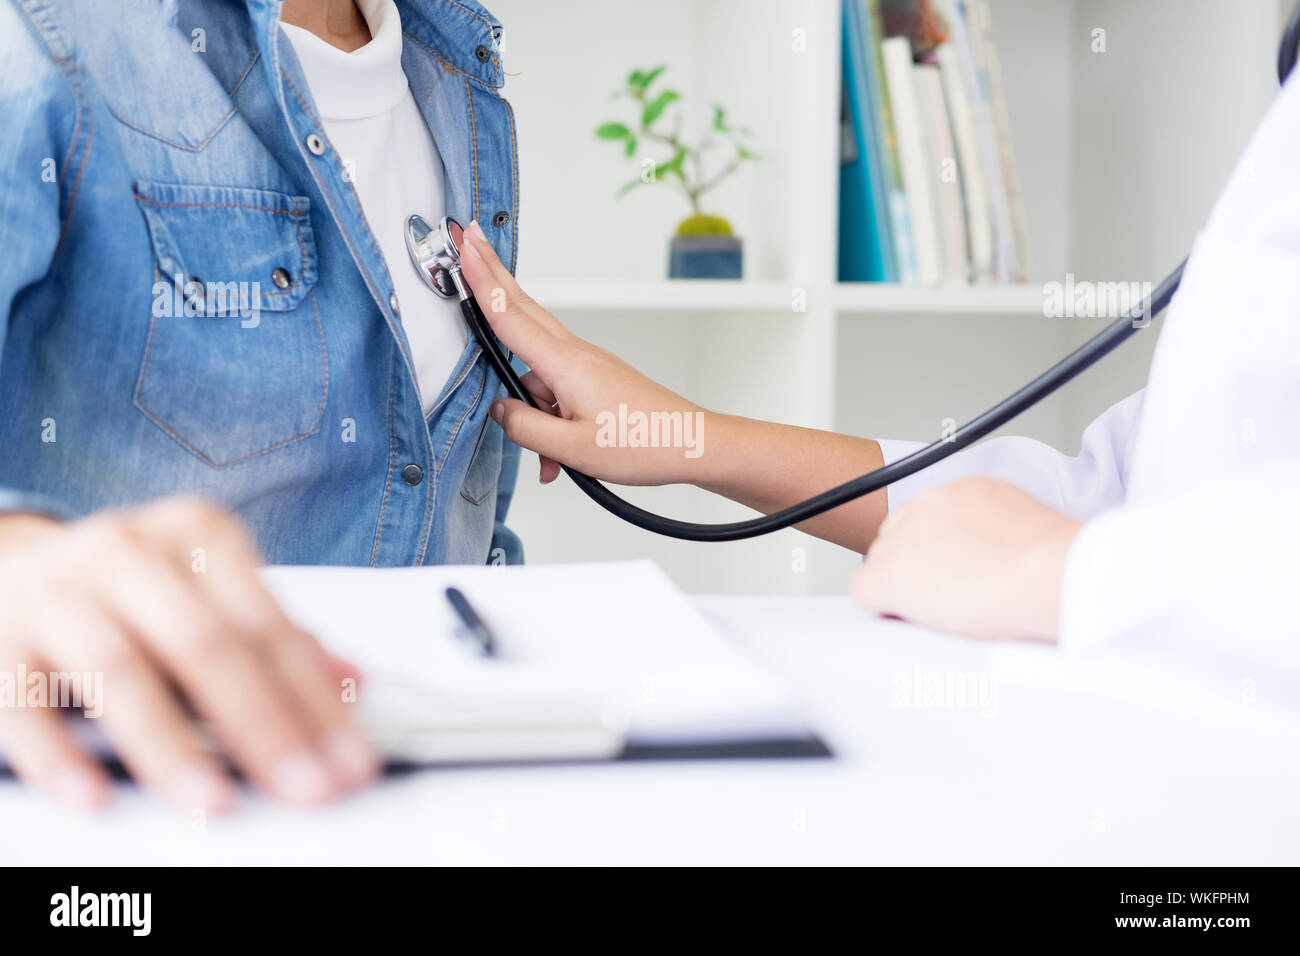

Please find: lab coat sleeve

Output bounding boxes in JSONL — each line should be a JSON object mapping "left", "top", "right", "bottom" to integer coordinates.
{"left": 876, "top": 390, "right": 1146, "bottom": 520}
{"left": 1058, "top": 461, "right": 1300, "bottom": 681}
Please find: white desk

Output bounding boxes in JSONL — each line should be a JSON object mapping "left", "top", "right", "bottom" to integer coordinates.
{"left": 4, "top": 597, "right": 1297, "bottom": 865}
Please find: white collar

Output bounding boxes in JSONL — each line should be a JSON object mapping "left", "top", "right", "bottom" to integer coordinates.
{"left": 280, "top": 0, "right": 408, "bottom": 121}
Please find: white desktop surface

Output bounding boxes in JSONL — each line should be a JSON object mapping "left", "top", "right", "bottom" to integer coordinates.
{"left": 3, "top": 596, "right": 1297, "bottom": 866}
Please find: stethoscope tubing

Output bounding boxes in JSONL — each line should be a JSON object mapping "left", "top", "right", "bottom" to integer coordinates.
{"left": 459, "top": 258, "right": 1185, "bottom": 543}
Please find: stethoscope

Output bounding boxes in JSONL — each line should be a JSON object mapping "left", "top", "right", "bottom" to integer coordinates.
{"left": 404, "top": 10, "right": 1300, "bottom": 544}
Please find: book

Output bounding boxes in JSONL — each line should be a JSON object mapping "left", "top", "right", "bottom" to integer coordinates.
{"left": 864, "top": 0, "right": 917, "bottom": 283}
{"left": 913, "top": 61, "right": 971, "bottom": 284}
{"left": 839, "top": 0, "right": 898, "bottom": 282}
{"left": 932, "top": 0, "right": 1013, "bottom": 282}
{"left": 882, "top": 36, "right": 943, "bottom": 286}
{"left": 969, "top": 0, "right": 1031, "bottom": 281}
{"left": 935, "top": 43, "right": 993, "bottom": 281}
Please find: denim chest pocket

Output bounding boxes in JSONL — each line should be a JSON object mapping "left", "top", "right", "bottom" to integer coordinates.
{"left": 133, "top": 181, "right": 328, "bottom": 467}
{"left": 461, "top": 419, "right": 504, "bottom": 505}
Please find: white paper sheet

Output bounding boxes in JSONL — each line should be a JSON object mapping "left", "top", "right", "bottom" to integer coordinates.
{"left": 260, "top": 560, "right": 815, "bottom": 759}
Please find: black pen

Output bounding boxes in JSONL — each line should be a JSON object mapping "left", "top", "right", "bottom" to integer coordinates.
{"left": 444, "top": 586, "right": 498, "bottom": 658}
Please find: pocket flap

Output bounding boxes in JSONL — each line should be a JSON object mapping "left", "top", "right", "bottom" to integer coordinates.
{"left": 133, "top": 181, "right": 318, "bottom": 314}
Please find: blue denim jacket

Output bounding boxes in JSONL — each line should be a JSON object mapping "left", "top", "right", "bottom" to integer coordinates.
{"left": 0, "top": 0, "right": 524, "bottom": 566}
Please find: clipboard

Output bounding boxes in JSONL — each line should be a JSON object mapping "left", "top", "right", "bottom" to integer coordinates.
{"left": 0, "top": 562, "right": 832, "bottom": 779}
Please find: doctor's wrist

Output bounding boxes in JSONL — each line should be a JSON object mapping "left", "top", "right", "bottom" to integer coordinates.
{"left": 690, "top": 412, "right": 756, "bottom": 493}
{"left": 1018, "top": 517, "right": 1085, "bottom": 642}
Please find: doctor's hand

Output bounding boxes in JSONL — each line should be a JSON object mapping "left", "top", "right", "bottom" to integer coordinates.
{"left": 0, "top": 498, "right": 378, "bottom": 812}
{"left": 852, "top": 477, "right": 1083, "bottom": 642}
{"left": 459, "top": 222, "right": 717, "bottom": 487}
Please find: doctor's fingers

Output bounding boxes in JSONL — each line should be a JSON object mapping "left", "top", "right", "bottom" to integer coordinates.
{"left": 519, "top": 370, "right": 559, "bottom": 408}
{"left": 491, "top": 397, "right": 591, "bottom": 467}
{"left": 460, "top": 223, "right": 571, "bottom": 338}
{"left": 850, "top": 534, "right": 910, "bottom": 619}
{"left": 517, "top": 372, "right": 564, "bottom": 483}
{"left": 460, "top": 250, "right": 567, "bottom": 379}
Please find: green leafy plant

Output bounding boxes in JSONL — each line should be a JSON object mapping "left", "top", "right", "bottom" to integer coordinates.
{"left": 595, "top": 65, "right": 758, "bottom": 237}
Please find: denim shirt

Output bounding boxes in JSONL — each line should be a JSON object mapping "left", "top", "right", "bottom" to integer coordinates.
{"left": 0, "top": 0, "right": 524, "bottom": 566}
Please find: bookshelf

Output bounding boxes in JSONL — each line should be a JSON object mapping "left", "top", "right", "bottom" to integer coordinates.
{"left": 488, "top": 0, "right": 1288, "bottom": 596}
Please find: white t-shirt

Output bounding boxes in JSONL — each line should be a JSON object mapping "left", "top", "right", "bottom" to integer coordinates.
{"left": 281, "top": 0, "right": 465, "bottom": 416}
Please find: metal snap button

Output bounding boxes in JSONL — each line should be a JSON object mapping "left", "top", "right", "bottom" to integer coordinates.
{"left": 401, "top": 464, "right": 424, "bottom": 486}
{"left": 492, "top": 210, "right": 510, "bottom": 227}
{"left": 475, "top": 44, "right": 491, "bottom": 63}
{"left": 271, "top": 267, "right": 291, "bottom": 289}
{"left": 389, "top": 293, "right": 400, "bottom": 314}
{"left": 306, "top": 133, "right": 326, "bottom": 156}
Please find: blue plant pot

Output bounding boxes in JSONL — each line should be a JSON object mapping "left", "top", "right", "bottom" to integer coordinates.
{"left": 668, "top": 236, "right": 743, "bottom": 280}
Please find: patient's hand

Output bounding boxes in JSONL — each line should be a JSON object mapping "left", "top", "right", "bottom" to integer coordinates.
{"left": 0, "top": 497, "right": 378, "bottom": 811}
{"left": 852, "top": 477, "right": 1082, "bottom": 641}
{"left": 460, "top": 222, "right": 716, "bottom": 487}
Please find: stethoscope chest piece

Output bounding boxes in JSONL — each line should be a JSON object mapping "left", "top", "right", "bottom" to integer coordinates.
{"left": 404, "top": 214, "right": 465, "bottom": 299}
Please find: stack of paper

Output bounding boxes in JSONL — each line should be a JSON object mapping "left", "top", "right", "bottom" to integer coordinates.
{"left": 261, "top": 561, "right": 821, "bottom": 764}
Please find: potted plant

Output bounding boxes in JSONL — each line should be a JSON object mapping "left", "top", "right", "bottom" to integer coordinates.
{"left": 595, "top": 66, "right": 758, "bottom": 280}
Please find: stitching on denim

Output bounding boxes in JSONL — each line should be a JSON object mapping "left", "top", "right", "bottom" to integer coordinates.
{"left": 306, "top": 287, "right": 330, "bottom": 429}
{"left": 52, "top": 65, "right": 91, "bottom": 260}
{"left": 107, "top": 103, "right": 237, "bottom": 152}
{"left": 424, "top": 345, "right": 479, "bottom": 425}
{"left": 401, "top": 19, "right": 498, "bottom": 87}
{"left": 459, "top": 420, "right": 499, "bottom": 505}
{"left": 463, "top": 75, "right": 480, "bottom": 220}
{"left": 437, "top": 355, "right": 486, "bottom": 474}
{"left": 403, "top": 31, "right": 494, "bottom": 90}
{"left": 414, "top": 439, "right": 436, "bottom": 566}
{"left": 15, "top": 0, "right": 93, "bottom": 262}
{"left": 132, "top": 269, "right": 327, "bottom": 468}
{"left": 404, "top": 38, "right": 516, "bottom": 269}
{"left": 502, "top": 96, "right": 519, "bottom": 273}
{"left": 132, "top": 194, "right": 304, "bottom": 217}
{"left": 369, "top": 353, "right": 401, "bottom": 567}
{"left": 227, "top": 49, "right": 260, "bottom": 96}
{"left": 135, "top": 191, "right": 311, "bottom": 301}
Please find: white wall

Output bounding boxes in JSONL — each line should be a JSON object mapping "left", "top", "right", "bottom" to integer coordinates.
{"left": 497, "top": 0, "right": 835, "bottom": 284}
{"left": 1061, "top": 0, "right": 1282, "bottom": 438}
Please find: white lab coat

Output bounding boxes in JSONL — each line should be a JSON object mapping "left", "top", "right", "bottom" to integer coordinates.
{"left": 878, "top": 68, "right": 1300, "bottom": 664}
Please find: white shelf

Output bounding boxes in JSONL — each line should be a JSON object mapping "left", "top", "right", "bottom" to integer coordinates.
{"left": 515, "top": 278, "right": 799, "bottom": 313}
{"left": 836, "top": 283, "right": 1046, "bottom": 316}
{"left": 517, "top": 278, "right": 1047, "bottom": 317}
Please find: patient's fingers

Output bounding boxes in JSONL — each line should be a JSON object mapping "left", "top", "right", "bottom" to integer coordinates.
{"left": 0, "top": 650, "right": 111, "bottom": 810}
